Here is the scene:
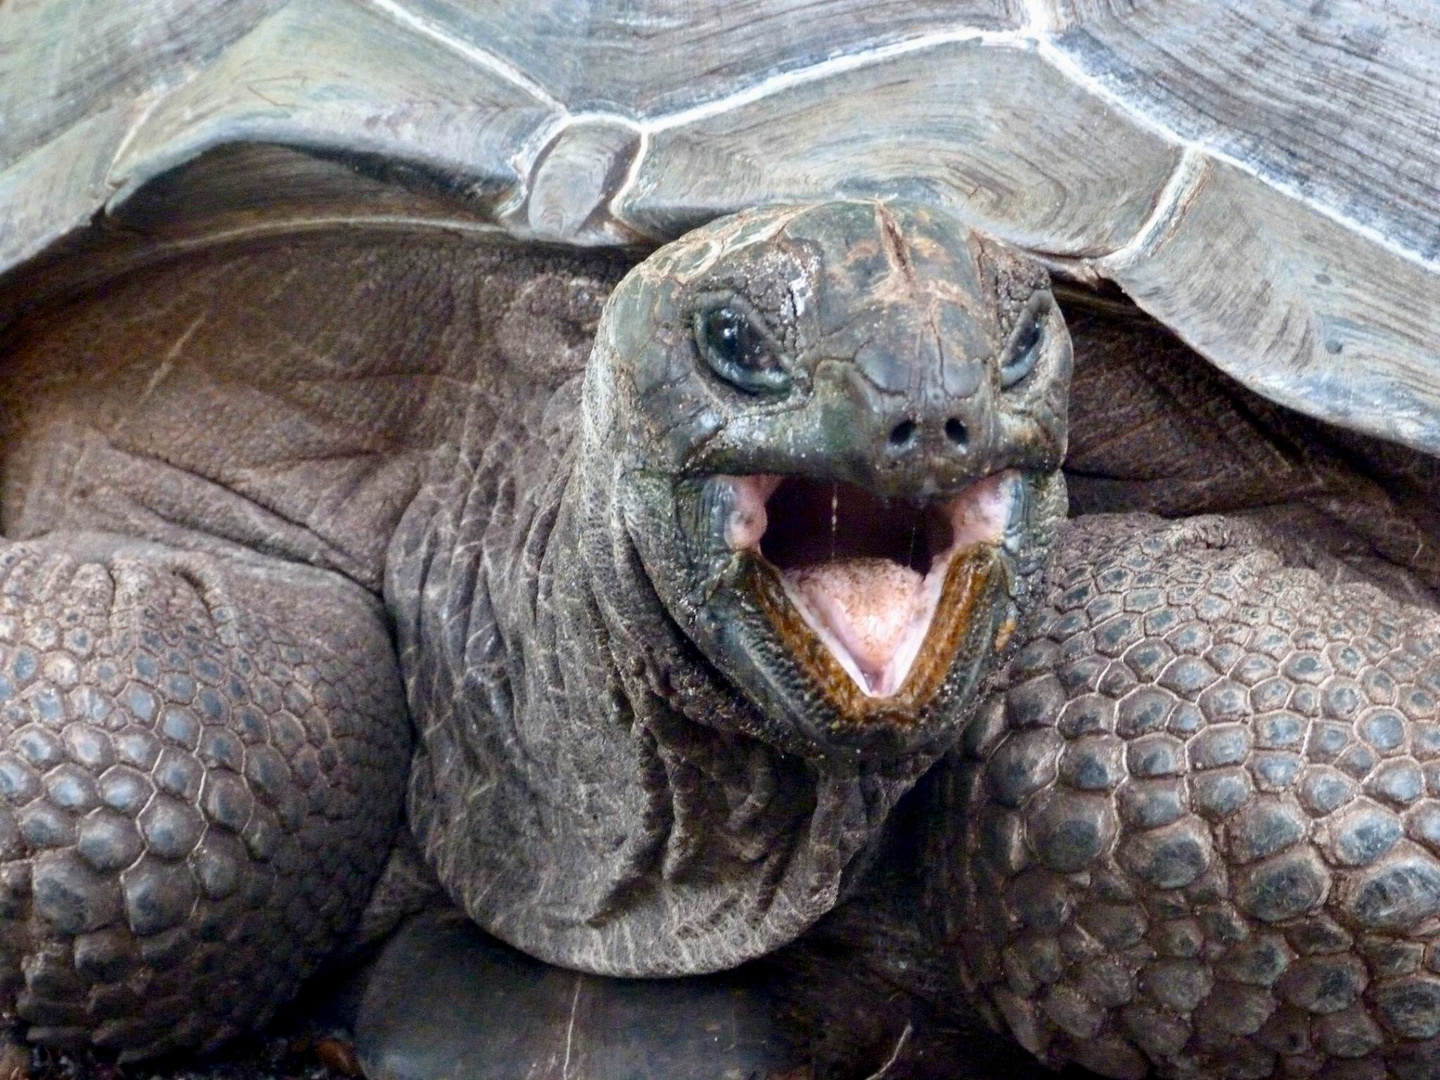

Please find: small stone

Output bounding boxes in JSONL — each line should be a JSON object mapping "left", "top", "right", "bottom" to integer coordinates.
{"left": 1126, "top": 733, "right": 1185, "bottom": 778}
{"left": 1058, "top": 694, "right": 1114, "bottom": 737}
{"left": 1277, "top": 955, "right": 1367, "bottom": 1014}
{"left": 1251, "top": 751, "right": 1301, "bottom": 791}
{"left": 1159, "top": 656, "right": 1219, "bottom": 698}
{"left": 1027, "top": 791, "right": 1117, "bottom": 873}
{"left": 1117, "top": 687, "right": 1174, "bottom": 737}
{"left": 1199, "top": 680, "right": 1248, "bottom": 724}
{"left": 1122, "top": 818, "right": 1212, "bottom": 889}
{"left": 1228, "top": 798, "right": 1307, "bottom": 864}
{"left": 1372, "top": 976, "right": 1440, "bottom": 1038}
{"left": 121, "top": 854, "right": 198, "bottom": 936}
{"left": 1299, "top": 766, "right": 1357, "bottom": 817}
{"left": 76, "top": 810, "right": 143, "bottom": 872}
{"left": 1118, "top": 778, "right": 1186, "bottom": 829}
{"left": 31, "top": 850, "right": 122, "bottom": 935}
{"left": 1306, "top": 722, "right": 1352, "bottom": 762}
{"left": 1189, "top": 725, "right": 1251, "bottom": 770}
{"left": 1325, "top": 802, "right": 1402, "bottom": 866}
{"left": 1360, "top": 709, "right": 1407, "bottom": 752}
{"left": 1193, "top": 981, "right": 1275, "bottom": 1036}
{"left": 1039, "top": 983, "right": 1103, "bottom": 1039}
{"left": 987, "top": 730, "right": 1064, "bottom": 808}
{"left": 1219, "top": 933, "right": 1292, "bottom": 987}
{"left": 138, "top": 796, "right": 205, "bottom": 860}
{"left": 1005, "top": 675, "right": 1066, "bottom": 729}
{"left": 1315, "top": 1006, "right": 1384, "bottom": 1058}
{"left": 1253, "top": 710, "right": 1304, "bottom": 748}
{"left": 1060, "top": 734, "right": 1125, "bottom": 791}
{"left": 1141, "top": 958, "right": 1212, "bottom": 1013}
{"left": 1367, "top": 758, "right": 1424, "bottom": 806}
{"left": 1192, "top": 768, "right": 1254, "bottom": 819}
{"left": 1079, "top": 902, "right": 1147, "bottom": 949}
{"left": 1119, "top": 1004, "right": 1190, "bottom": 1059}
{"left": 1236, "top": 849, "right": 1330, "bottom": 922}
{"left": 1006, "top": 869, "right": 1072, "bottom": 934}
{"left": 1344, "top": 849, "right": 1440, "bottom": 930}
{"left": 1285, "top": 915, "right": 1353, "bottom": 956}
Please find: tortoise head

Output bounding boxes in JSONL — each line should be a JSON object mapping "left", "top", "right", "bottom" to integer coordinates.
{"left": 584, "top": 200, "right": 1070, "bottom": 756}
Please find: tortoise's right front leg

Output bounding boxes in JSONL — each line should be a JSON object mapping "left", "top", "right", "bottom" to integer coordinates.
{"left": 0, "top": 535, "right": 409, "bottom": 1061}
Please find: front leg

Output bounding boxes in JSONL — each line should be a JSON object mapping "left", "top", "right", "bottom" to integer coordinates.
{"left": 0, "top": 535, "right": 409, "bottom": 1060}
{"left": 932, "top": 514, "right": 1440, "bottom": 1080}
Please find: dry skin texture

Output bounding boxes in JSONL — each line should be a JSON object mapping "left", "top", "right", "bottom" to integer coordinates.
{"left": 0, "top": 208, "right": 1437, "bottom": 1080}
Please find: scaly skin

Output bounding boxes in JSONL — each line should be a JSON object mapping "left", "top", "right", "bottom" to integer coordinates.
{"left": 0, "top": 203, "right": 1439, "bottom": 1079}
{"left": 0, "top": 539, "right": 407, "bottom": 1059}
{"left": 923, "top": 515, "right": 1440, "bottom": 1079}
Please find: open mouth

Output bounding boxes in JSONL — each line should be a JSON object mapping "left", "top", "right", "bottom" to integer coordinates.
{"left": 720, "top": 471, "right": 1016, "bottom": 702}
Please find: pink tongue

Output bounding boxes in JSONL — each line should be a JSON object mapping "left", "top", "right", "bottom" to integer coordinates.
{"left": 789, "top": 558, "right": 926, "bottom": 686}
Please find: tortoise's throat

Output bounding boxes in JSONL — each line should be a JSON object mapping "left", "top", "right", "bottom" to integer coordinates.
{"left": 724, "top": 473, "right": 1013, "bottom": 698}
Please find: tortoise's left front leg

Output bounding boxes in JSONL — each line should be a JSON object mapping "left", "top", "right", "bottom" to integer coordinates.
{"left": 927, "top": 513, "right": 1440, "bottom": 1080}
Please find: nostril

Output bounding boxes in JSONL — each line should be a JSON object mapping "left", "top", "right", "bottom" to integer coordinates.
{"left": 944, "top": 417, "right": 968, "bottom": 446}
{"left": 888, "top": 420, "right": 918, "bottom": 449}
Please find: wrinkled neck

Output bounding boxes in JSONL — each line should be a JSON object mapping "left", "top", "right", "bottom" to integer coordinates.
{"left": 387, "top": 410, "right": 933, "bottom": 976}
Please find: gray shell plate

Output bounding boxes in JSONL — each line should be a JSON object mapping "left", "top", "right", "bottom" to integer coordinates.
{"left": 2, "top": 0, "right": 1438, "bottom": 452}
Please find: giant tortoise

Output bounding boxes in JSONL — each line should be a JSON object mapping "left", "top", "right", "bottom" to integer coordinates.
{"left": 1, "top": 2, "right": 1440, "bottom": 1078}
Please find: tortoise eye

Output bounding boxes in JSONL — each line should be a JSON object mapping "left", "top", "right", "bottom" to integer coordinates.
{"left": 694, "top": 299, "right": 790, "bottom": 394}
{"left": 1000, "top": 294, "right": 1050, "bottom": 389}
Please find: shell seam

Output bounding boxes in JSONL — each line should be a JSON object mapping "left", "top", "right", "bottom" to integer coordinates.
{"left": 359, "top": 0, "right": 566, "bottom": 112}
{"left": 642, "top": 28, "right": 1033, "bottom": 134}
{"left": 15, "top": 3, "right": 1436, "bottom": 278}
{"left": 1032, "top": 35, "right": 1437, "bottom": 273}
{"left": 1099, "top": 148, "right": 1210, "bottom": 270}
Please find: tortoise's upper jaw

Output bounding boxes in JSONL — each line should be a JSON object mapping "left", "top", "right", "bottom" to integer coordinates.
{"left": 716, "top": 469, "right": 1021, "bottom": 711}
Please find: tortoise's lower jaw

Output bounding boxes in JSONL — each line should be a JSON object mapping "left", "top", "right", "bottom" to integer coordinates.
{"left": 720, "top": 470, "right": 1020, "bottom": 725}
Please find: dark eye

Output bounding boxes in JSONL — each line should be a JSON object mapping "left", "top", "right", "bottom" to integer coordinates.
{"left": 999, "top": 295, "right": 1049, "bottom": 389}
{"left": 694, "top": 299, "right": 790, "bottom": 394}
